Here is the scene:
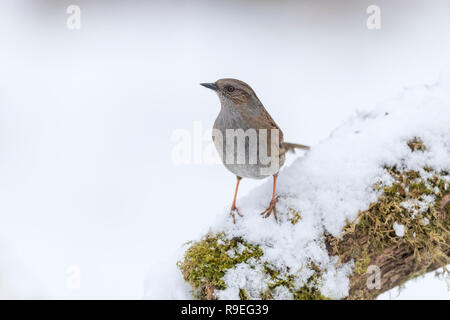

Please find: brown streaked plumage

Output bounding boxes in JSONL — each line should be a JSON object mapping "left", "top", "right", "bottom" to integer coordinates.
{"left": 201, "top": 79, "right": 310, "bottom": 223}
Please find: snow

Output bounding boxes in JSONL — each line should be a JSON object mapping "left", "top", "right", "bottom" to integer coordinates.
{"left": 1, "top": 0, "right": 450, "bottom": 300}
{"left": 218, "top": 260, "right": 270, "bottom": 300}
{"left": 379, "top": 267, "right": 450, "bottom": 300}
{"left": 393, "top": 222, "right": 406, "bottom": 237}
{"left": 320, "top": 261, "right": 354, "bottom": 299}
{"left": 147, "top": 73, "right": 450, "bottom": 299}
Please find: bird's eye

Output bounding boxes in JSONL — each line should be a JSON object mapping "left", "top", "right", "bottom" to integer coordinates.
{"left": 226, "top": 86, "right": 235, "bottom": 93}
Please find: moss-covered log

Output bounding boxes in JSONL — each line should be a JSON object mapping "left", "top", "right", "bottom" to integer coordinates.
{"left": 326, "top": 165, "right": 450, "bottom": 299}
{"left": 178, "top": 138, "right": 450, "bottom": 300}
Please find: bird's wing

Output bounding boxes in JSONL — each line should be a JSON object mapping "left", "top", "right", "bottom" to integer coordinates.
{"left": 256, "top": 108, "right": 285, "bottom": 159}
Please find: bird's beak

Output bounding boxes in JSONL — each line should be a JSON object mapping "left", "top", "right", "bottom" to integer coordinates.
{"left": 200, "top": 83, "right": 218, "bottom": 91}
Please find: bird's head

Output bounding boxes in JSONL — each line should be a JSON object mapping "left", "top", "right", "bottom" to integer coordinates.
{"left": 201, "top": 78, "right": 261, "bottom": 108}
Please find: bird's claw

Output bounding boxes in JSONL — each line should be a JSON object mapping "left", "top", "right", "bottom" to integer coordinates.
{"left": 230, "top": 207, "right": 243, "bottom": 224}
{"left": 259, "top": 196, "right": 279, "bottom": 221}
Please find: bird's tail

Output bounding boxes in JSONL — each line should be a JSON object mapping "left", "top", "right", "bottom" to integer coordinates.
{"left": 282, "top": 142, "right": 310, "bottom": 154}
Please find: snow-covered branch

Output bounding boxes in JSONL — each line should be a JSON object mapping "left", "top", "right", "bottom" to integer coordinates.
{"left": 150, "top": 78, "right": 450, "bottom": 300}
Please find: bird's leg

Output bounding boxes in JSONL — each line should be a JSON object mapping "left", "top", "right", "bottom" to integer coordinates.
{"left": 260, "top": 174, "right": 279, "bottom": 221}
{"left": 230, "top": 176, "right": 243, "bottom": 223}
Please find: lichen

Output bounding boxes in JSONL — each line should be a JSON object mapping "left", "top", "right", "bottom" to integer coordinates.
{"left": 177, "top": 232, "right": 263, "bottom": 299}
{"left": 354, "top": 251, "right": 371, "bottom": 275}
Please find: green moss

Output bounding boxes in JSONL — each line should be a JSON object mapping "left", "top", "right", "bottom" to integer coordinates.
{"left": 260, "top": 290, "right": 274, "bottom": 300}
{"left": 333, "top": 138, "right": 450, "bottom": 297}
{"left": 264, "top": 263, "right": 293, "bottom": 290}
{"left": 179, "top": 137, "right": 449, "bottom": 300}
{"left": 383, "top": 182, "right": 405, "bottom": 197}
{"left": 239, "top": 289, "right": 250, "bottom": 300}
{"left": 289, "top": 208, "right": 302, "bottom": 225}
{"left": 262, "top": 263, "right": 329, "bottom": 300}
{"left": 293, "top": 286, "right": 328, "bottom": 300}
{"left": 342, "top": 168, "right": 449, "bottom": 259}
{"left": 293, "top": 275, "right": 330, "bottom": 300}
{"left": 409, "top": 181, "right": 433, "bottom": 197}
{"left": 407, "top": 137, "right": 426, "bottom": 152}
{"left": 177, "top": 232, "right": 263, "bottom": 299}
{"left": 178, "top": 232, "right": 329, "bottom": 300}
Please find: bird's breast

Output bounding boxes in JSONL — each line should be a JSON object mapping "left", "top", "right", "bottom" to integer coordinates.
{"left": 212, "top": 113, "right": 285, "bottom": 179}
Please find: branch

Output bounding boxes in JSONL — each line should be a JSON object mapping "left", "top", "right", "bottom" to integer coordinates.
{"left": 174, "top": 85, "right": 450, "bottom": 299}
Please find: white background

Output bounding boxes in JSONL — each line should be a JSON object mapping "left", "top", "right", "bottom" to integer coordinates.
{"left": 0, "top": 0, "right": 449, "bottom": 299}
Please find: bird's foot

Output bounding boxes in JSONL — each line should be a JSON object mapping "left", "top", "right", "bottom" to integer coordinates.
{"left": 260, "top": 196, "right": 279, "bottom": 221}
{"left": 230, "top": 207, "right": 243, "bottom": 224}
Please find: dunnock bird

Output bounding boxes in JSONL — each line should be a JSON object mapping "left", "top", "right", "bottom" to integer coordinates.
{"left": 201, "top": 79, "right": 309, "bottom": 223}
